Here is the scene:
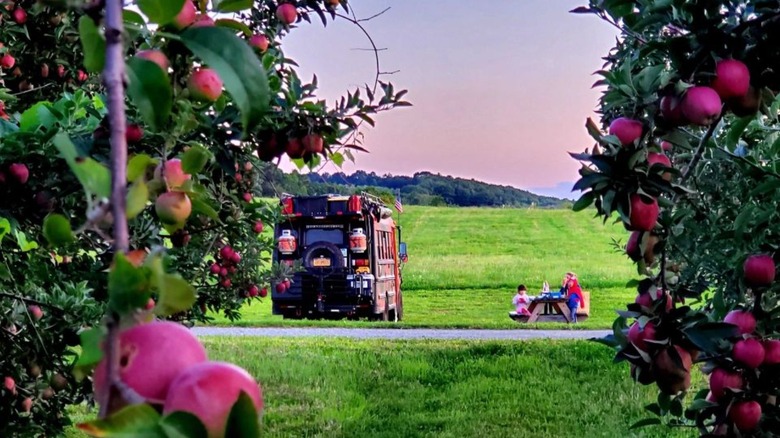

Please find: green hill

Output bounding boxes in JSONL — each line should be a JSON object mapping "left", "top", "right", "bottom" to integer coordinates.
{"left": 210, "top": 205, "right": 636, "bottom": 329}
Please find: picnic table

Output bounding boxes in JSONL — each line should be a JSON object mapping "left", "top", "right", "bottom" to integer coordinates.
{"left": 509, "top": 292, "right": 591, "bottom": 323}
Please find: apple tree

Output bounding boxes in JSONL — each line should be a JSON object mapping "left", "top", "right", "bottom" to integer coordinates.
{"left": 0, "top": 0, "right": 409, "bottom": 435}
{"left": 571, "top": 0, "right": 780, "bottom": 435}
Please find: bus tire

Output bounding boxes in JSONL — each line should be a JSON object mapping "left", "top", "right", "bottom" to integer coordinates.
{"left": 301, "top": 242, "right": 343, "bottom": 270}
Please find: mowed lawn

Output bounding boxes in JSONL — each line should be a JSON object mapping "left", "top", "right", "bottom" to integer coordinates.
{"left": 67, "top": 337, "right": 697, "bottom": 438}
{"left": 209, "top": 206, "right": 637, "bottom": 329}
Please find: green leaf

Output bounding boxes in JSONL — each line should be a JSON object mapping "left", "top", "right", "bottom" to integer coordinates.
{"left": 154, "top": 274, "right": 197, "bottom": 317}
{"left": 13, "top": 229, "right": 39, "bottom": 252}
{"left": 181, "top": 145, "right": 211, "bottom": 174}
{"left": 191, "top": 197, "right": 221, "bottom": 222}
{"left": 20, "top": 102, "right": 58, "bottom": 132}
{"left": 53, "top": 133, "right": 111, "bottom": 198}
{"left": 330, "top": 152, "right": 345, "bottom": 167}
{"left": 79, "top": 16, "right": 106, "bottom": 73}
{"left": 224, "top": 392, "right": 261, "bottom": 438}
{"left": 572, "top": 192, "right": 595, "bottom": 212}
{"left": 0, "top": 217, "right": 11, "bottom": 242}
{"left": 181, "top": 27, "right": 269, "bottom": 131}
{"left": 214, "top": 18, "right": 252, "bottom": 36}
{"left": 127, "top": 180, "right": 150, "bottom": 219}
{"left": 682, "top": 323, "right": 738, "bottom": 354}
{"left": 137, "top": 0, "right": 185, "bottom": 25}
{"left": 127, "top": 58, "right": 173, "bottom": 132}
{"left": 128, "top": 154, "right": 156, "bottom": 182}
{"left": 160, "top": 412, "right": 208, "bottom": 438}
{"left": 725, "top": 116, "right": 753, "bottom": 149}
{"left": 43, "top": 214, "right": 76, "bottom": 246}
{"left": 77, "top": 404, "right": 163, "bottom": 437}
{"left": 108, "top": 253, "right": 152, "bottom": 314}
{"left": 73, "top": 327, "right": 104, "bottom": 379}
{"left": 214, "top": 0, "right": 253, "bottom": 13}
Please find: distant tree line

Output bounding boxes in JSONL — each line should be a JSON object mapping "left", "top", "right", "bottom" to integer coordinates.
{"left": 257, "top": 165, "right": 563, "bottom": 208}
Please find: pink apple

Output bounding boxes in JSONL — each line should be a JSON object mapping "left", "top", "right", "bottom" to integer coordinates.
{"left": 608, "top": 117, "right": 643, "bottom": 146}
{"left": 681, "top": 86, "right": 722, "bottom": 126}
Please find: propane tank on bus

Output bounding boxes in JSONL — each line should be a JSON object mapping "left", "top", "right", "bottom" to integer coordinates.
{"left": 277, "top": 230, "right": 297, "bottom": 254}
{"left": 349, "top": 228, "right": 368, "bottom": 253}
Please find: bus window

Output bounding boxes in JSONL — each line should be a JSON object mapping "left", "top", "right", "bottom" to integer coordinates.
{"left": 305, "top": 228, "right": 344, "bottom": 246}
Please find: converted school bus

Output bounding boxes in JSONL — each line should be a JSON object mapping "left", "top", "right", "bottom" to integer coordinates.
{"left": 271, "top": 193, "right": 406, "bottom": 321}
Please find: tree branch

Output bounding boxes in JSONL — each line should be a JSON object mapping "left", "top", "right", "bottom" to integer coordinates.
{"left": 0, "top": 292, "right": 67, "bottom": 315}
{"left": 100, "top": 0, "right": 128, "bottom": 419}
{"left": 679, "top": 113, "right": 723, "bottom": 186}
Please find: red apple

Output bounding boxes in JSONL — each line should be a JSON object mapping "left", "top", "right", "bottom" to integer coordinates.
{"left": 77, "top": 70, "right": 88, "bottom": 82}
{"left": 155, "top": 192, "right": 192, "bottom": 225}
{"left": 173, "top": 0, "right": 197, "bottom": 29}
{"left": 302, "top": 133, "right": 324, "bottom": 154}
{"left": 276, "top": 3, "right": 298, "bottom": 25}
{"left": 608, "top": 117, "right": 643, "bottom": 146}
{"left": 709, "top": 368, "right": 744, "bottom": 400}
{"left": 210, "top": 263, "right": 221, "bottom": 275}
{"left": 242, "top": 193, "right": 252, "bottom": 203}
{"left": 711, "top": 59, "right": 750, "bottom": 100}
{"left": 733, "top": 338, "right": 765, "bottom": 369}
{"left": 729, "top": 85, "right": 761, "bottom": 117}
{"left": 4, "top": 376, "right": 15, "bottom": 392}
{"left": 249, "top": 34, "right": 269, "bottom": 52}
{"left": 192, "top": 14, "right": 215, "bottom": 27}
{"left": 12, "top": 7, "right": 26, "bottom": 24}
{"left": 220, "top": 278, "right": 232, "bottom": 288}
{"left": 144, "top": 298, "right": 155, "bottom": 310}
{"left": 20, "top": 397, "right": 32, "bottom": 413}
{"left": 763, "top": 340, "right": 780, "bottom": 365}
{"left": 259, "top": 287, "right": 268, "bottom": 298}
{"left": 126, "top": 124, "right": 143, "bottom": 143}
{"left": 729, "top": 400, "right": 761, "bottom": 432}
{"left": 628, "top": 194, "right": 659, "bottom": 232}
{"left": 681, "top": 86, "right": 722, "bottom": 126}
{"left": 154, "top": 158, "right": 191, "bottom": 188}
{"left": 628, "top": 321, "right": 657, "bottom": 351}
{"left": 285, "top": 137, "right": 305, "bottom": 159}
{"left": 253, "top": 220, "right": 264, "bottom": 234}
{"left": 652, "top": 345, "right": 692, "bottom": 395}
{"left": 163, "top": 362, "right": 263, "bottom": 438}
{"left": 275, "top": 282, "right": 287, "bottom": 293}
{"left": 93, "top": 321, "right": 207, "bottom": 406}
{"left": 660, "top": 95, "right": 685, "bottom": 125}
{"left": 248, "top": 285, "right": 259, "bottom": 297}
{"left": 743, "top": 254, "right": 775, "bottom": 287}
{"left": 27, "top": 305, "right": 43, "bottom": 321}
{"left": 0, "top": 53, "right": 14, "bottom": 70}
{"left": 137, "top": 49, "right": 170, "bottom": 72}
{"left": 647, "top": 152, "right": 672, "bottom": 181}
{"left": 724, "top": 309, "right": 756, "bottom": 335}
{"left": 188, "top": 68, "right": 223, "bottom": 102}
{"left": 626, "top": 231, "right": 642, "bottom": 262}
{"left": 8, "top": 163, "right": 28, "bottom": 184}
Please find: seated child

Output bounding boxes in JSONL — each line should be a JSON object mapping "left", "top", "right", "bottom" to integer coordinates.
{"left": 512, "top": 284, "right": 531, "bottom": 316}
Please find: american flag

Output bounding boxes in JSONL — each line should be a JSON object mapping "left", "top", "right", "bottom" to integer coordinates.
{"left": 394, "top": 196, "right": 403, "bottom": 213}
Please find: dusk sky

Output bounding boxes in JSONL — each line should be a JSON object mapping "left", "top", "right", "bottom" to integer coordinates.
{"left": 280, "top": 1, "right": 618, "bottom": 199}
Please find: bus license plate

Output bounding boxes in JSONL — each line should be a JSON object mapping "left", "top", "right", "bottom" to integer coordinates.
{"left": 313, "top": 258, "right": 330, "bottom": 267}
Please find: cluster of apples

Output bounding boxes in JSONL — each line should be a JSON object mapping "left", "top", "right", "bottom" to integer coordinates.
{"left": 2, "top": 304, "right": 72, "bottom": 415}
{"left": 627, "top": 283, "right": 697, "bottom": 395}
{"left": 208, "top": 245, "right": 243, "bottom": 289}
{"left": 1, "top": 3, "right": 89, "bottom": 92}
{"left": 703, "top": 254, "right": 777, "bottom": 434}
{"left": 256, "top": 131, "right": 326, "bottom": 163}
{"left": 610, "top": 59, "right": 756, "bottom": 235}
{"left": 234, "top": 161, "right": 257, "bottom": 203}
{"left": 92, "top": 321, "right": 262, "bottom": 436}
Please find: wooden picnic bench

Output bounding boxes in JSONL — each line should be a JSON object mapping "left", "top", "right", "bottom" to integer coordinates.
{"left": 509, "top": 292, "right": 590, "bottom": 323}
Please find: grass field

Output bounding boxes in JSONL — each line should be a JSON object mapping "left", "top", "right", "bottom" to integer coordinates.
{"left": 208, "top": 206, "right": 637, "bottom": 329}
{"left": 67, "top": 337, "right": 698, "bottom": 438}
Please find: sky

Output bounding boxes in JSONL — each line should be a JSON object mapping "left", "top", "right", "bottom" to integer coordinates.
{"left": 279, "top": 1, "right": 618, "bottom": 200}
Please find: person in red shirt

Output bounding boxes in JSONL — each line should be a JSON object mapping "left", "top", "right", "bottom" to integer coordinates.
{"left": 565, "top": 272, "right": 585, "bottom": 310}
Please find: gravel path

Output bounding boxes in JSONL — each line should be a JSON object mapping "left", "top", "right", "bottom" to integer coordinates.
{"left": 192, "top": 327, "right": 611, "bottom": 341}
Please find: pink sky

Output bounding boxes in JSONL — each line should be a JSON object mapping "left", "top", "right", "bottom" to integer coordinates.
{"left": 280, "top": 1, "right": 618, "bottom": 199}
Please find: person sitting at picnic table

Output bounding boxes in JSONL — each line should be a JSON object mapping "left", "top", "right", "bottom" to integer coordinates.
{"left": 564, "top": 272, "right": 585, "bottom": 311}
{"left": 511, "top": 284, "right": 531, "bottom": 316}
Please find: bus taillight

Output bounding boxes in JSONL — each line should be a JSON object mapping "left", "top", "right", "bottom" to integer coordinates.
{"left": 281, "top": 197, "right": 294, "bottom": 215}
{"left": 348, "top": 195, "right": 361, "bottom": 213}
{"left": 353, "top": 259, "right": 369, "bottom": 267}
